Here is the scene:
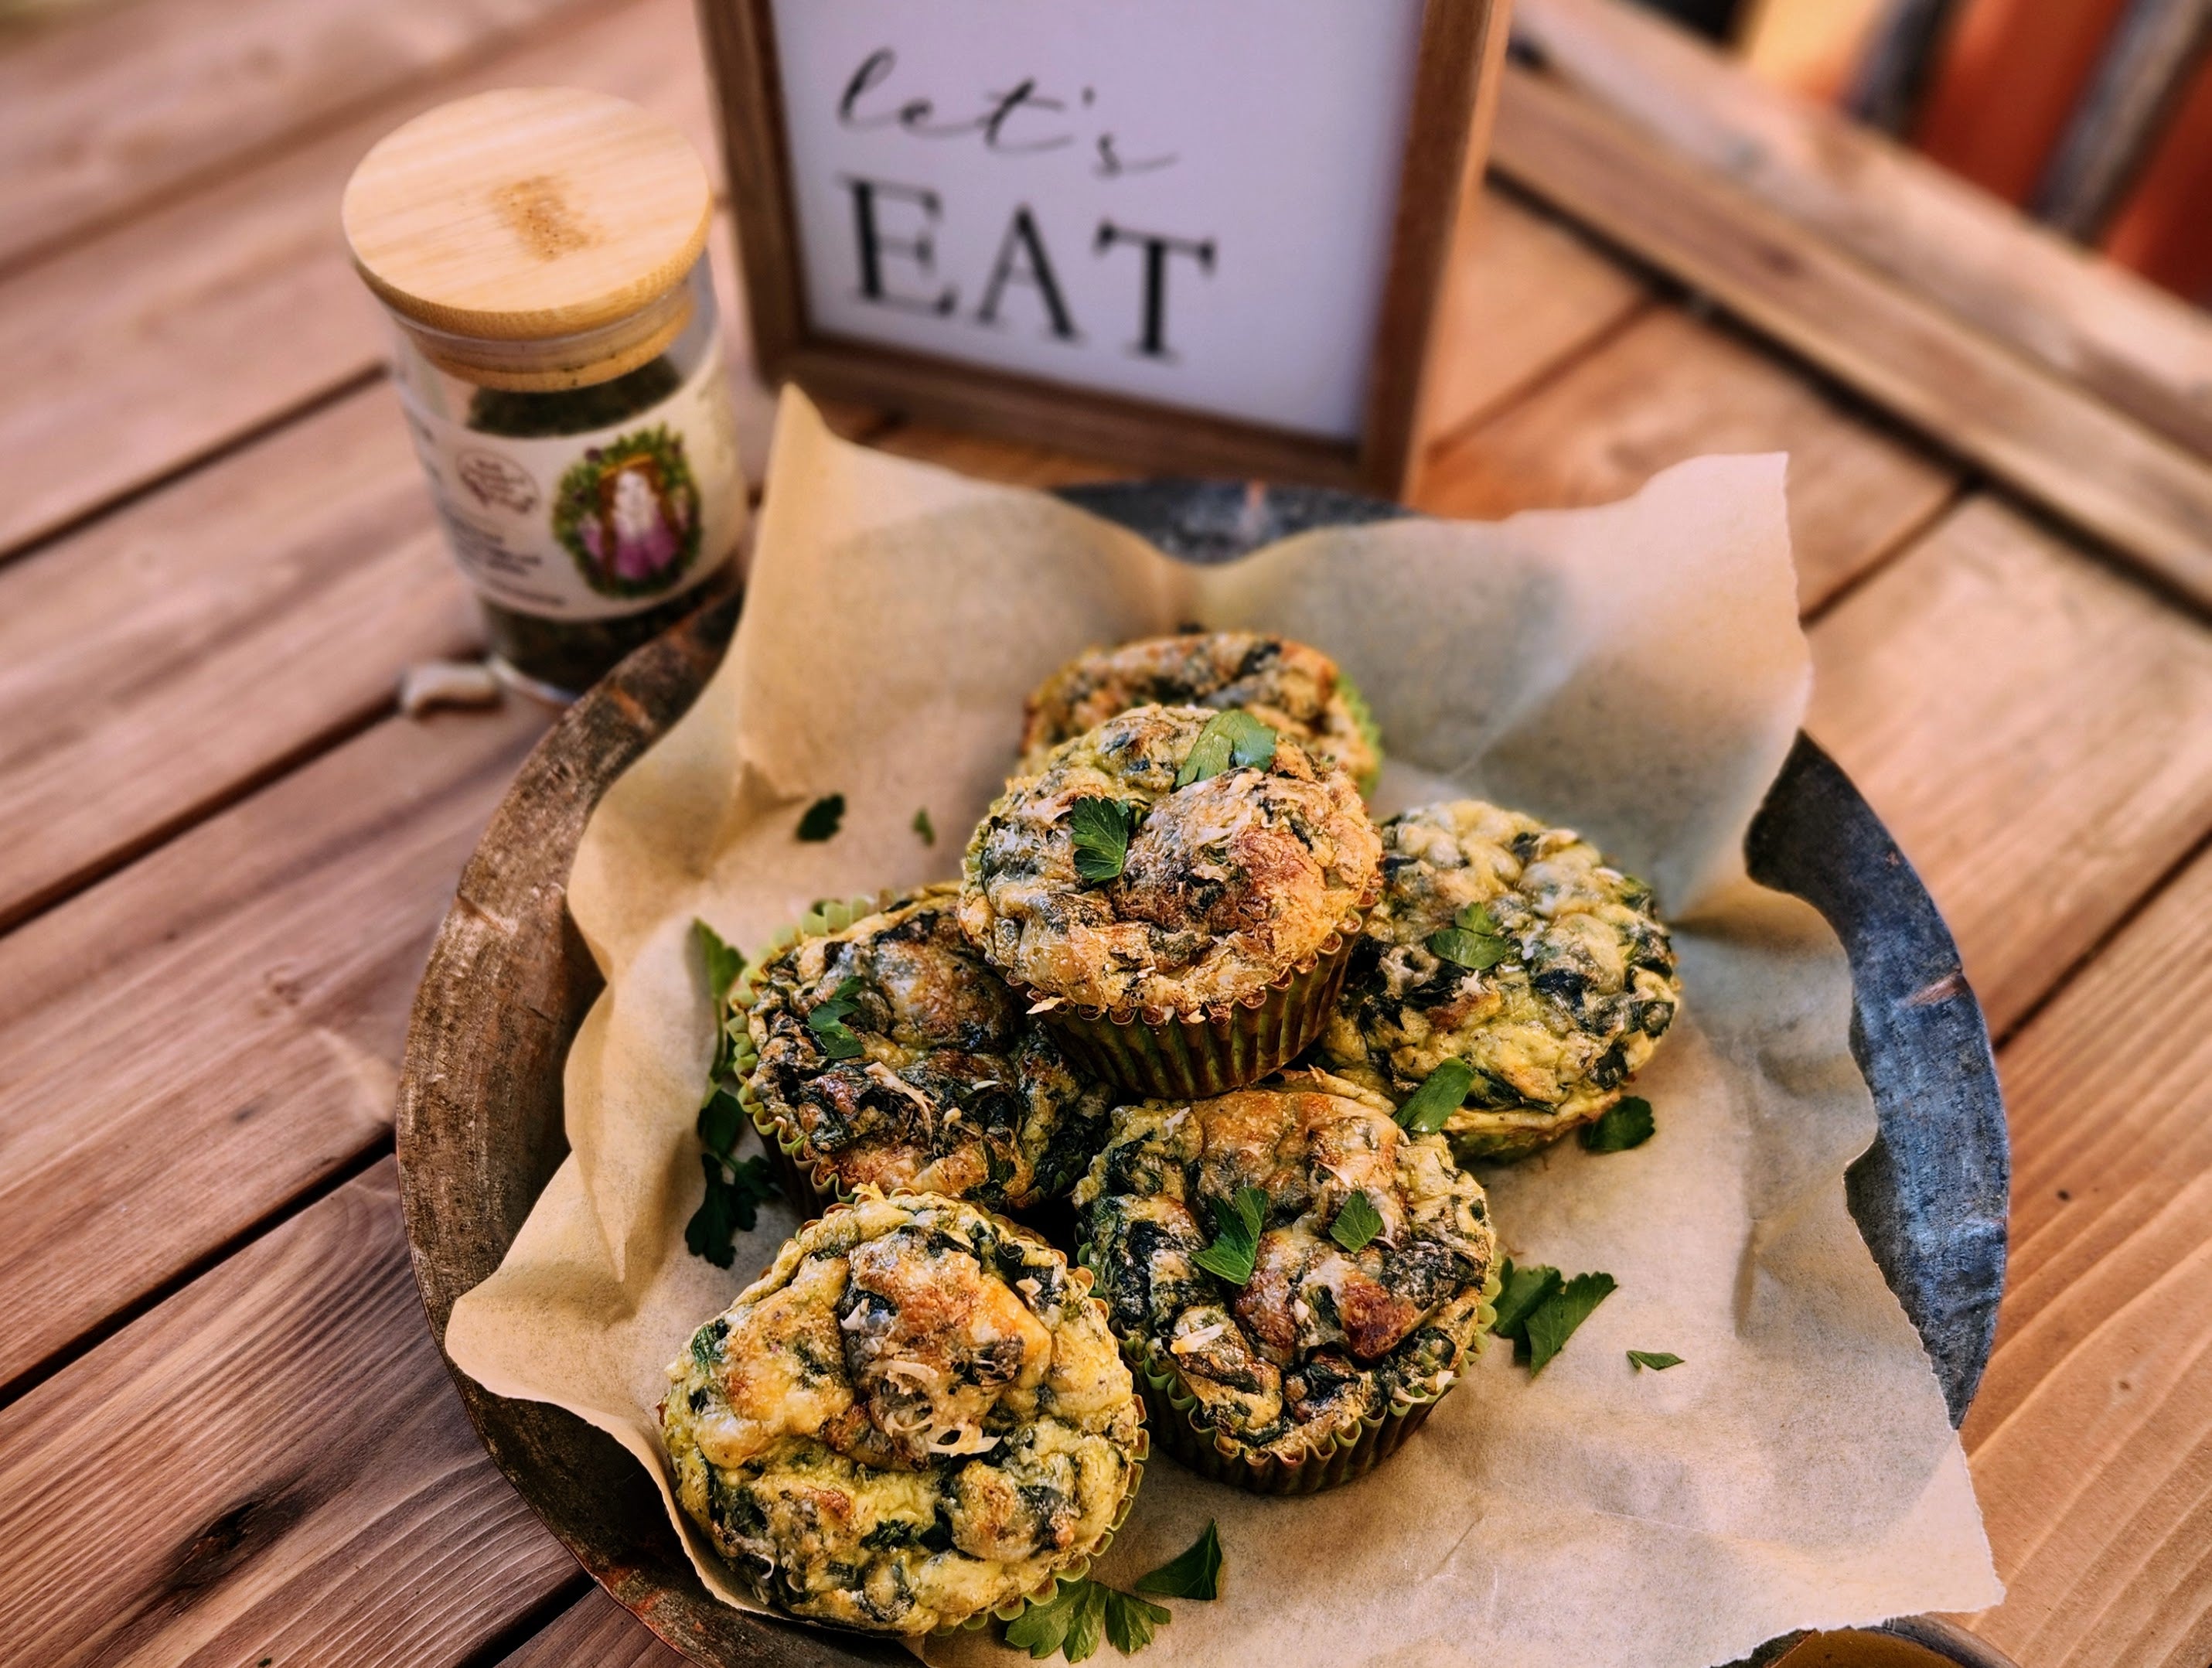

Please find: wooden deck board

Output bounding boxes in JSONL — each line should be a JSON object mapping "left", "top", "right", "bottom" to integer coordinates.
{"left": 498, "top": 1588, "right": 686, "bottom": 1668}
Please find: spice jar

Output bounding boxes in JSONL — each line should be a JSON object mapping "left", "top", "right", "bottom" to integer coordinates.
{"left": 343, "top": 87, "right": 747, "bottom": 699}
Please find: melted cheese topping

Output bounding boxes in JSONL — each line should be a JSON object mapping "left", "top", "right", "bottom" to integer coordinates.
{"left": 1320, "top": 800, "right": 1681, "bottom": 1159}
{"left": 745, "top": 886, "right": 1113, "bottom": 1209}
{"left": 1073, "top": 1073, "right": 1495, "bottom": 1464}
{"left": 1020, "top": 632, "right": 1379, "bottom": 788}
{"left": 660, "top": 1192, "right": 1141, "bottom": 1633}
{"left": 960, "top": 705, "right": 1382, "bottom": 1014}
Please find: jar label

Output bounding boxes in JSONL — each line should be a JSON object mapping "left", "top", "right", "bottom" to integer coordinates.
{"left": 396, "top": 331, "right": 748, "bottom": 623}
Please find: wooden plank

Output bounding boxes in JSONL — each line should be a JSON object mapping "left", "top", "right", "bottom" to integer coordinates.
{"left": 0, "top": 0, "right": 598, "bottom": 273}
{"left": 1805, "top": 494, "right": 2212, "bottom": 1035}
{"left": 0, "top": 0, "right": 724, "bottom": 561}
{"left": 0, "top": 701, "right": 545, "bottom": 1393}
{"left": 0, "top": 1158, "right": 578, "bottom": 1667}
{"left": 1417, "top": 187, "right": 1649, "bottom": 447}
{"left": 1413, "top": 305, "right": 1958, "bottom": 611}
{"left": 1954, "top": 847, "right": 2212, "bottom": 1668}
{"left": 1510, "top": 0, "right": 2212, "bottom": 462}
{"left": 1491, "top": 59, "right": 2212, "bottom": 612}
{"left": 499, "top": 1588, "right": 685, "bottom": 1668}
{"left": 0, "top": 383, "right": 474, "bottom": 933}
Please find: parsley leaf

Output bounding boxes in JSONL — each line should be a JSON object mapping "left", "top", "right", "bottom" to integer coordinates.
{"left": 1456, "top": 902, "right": 1501, "bottom": 934}
{"left": 1427, "top": 925, "right": 1514, "bottom": 970}
{"left": 796, "top": 793, "right": 844, "bottom": 841}
{"left": 1065, "top": 1583, "right": 1108, "bottom": 1663}
{"left": 912, "top": 807, "right": 936, "bottom": 845}
{"left": 1005, "top": 1584, "right": 1082, "bottom": 1659}
{"left": 1007, "top": 1579, "right": 1171, "bottom": 1660}
{"left": 1069, "top": 796, "right": 1138, "bottom": 883}
{"left": 1135, "top": 1520, "right": 1223, "bottom": 1599}
{"left": 694, "top": 919, "right": 746, "bottom": 1007}
{"left": 1329, "top": 1190, "right": 1384, "bottom": 1253}
{"left": 1396, "top": 1058, "right": 1474, "bottom": 1136}
{"left": 1174, "top": 709, "right": 1278, "bottom": 788}
{"left": 805, "top": 974, "right": 867, "bottom": 1061}
{"left": 1524, "top": 1271, "right": 1617, "bottom": 1375}
{"left": 698, "top": 1086, "right": 746, "bottom": 1156}
{"left": 684, "top": 1152, "right": 778, "bottom": 1267}
{"left": 1102, "top": 1588, "right": 1171, "bottom": 1654}
{"left": 1489, "top": 1257, "right": 1565, "bottom": 1343}
{"left": 1191, "top": 1185, "right": 1270, "bottom": 1285}
{"left": 1627, "top": 1349, "right": 1684, "bottom": 1372}
{"left": 1579, "top": 1096, "right": 1655, "bottom": 1153}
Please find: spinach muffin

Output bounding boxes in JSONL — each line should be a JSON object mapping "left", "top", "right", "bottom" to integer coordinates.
{"left": 1020, "top": 631, "right": 1380, "bottom": 792}
{"left": 1320, "top": 800, "right": 1681, "bottom": 1161}
{"left": 740, "top": 886, "right": 1115, "bottom": 1213}
{"left": 960, "top": 704, "right": 1382, "bottom": 1097}
{"left": 1072, "top": 1070, "right": 1497, "bottom": 1492}
{"left": 662, "top": 1190, "right": 1145, "bottom": 1633}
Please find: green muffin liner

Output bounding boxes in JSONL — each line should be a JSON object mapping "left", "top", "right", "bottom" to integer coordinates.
{"left": 1011, "top": 901, "right": 1370, "bottom": 1100}
{"left": 1334, "top": 670, "right": 1385, "bottom": 798}
{"left": 724, "top": 895, "right": 883, "bottom": 1219}
{"left": 1092, "top": 1251, "right": 1501, "bottom": 1496}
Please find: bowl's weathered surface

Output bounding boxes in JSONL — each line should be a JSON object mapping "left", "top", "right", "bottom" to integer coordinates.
{"left": 395, "top": 482, "right": 2008, "bottom": 1668}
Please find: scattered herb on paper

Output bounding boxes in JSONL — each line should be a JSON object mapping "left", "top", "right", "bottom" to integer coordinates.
{"left": 1524, "top": 1271, "right": 1617, "bottom": 1376}
{"left": 912, "top": 807, "right": 936, "bottom": 845}
{"left": 684, "top": 1153, "right": 778, "bottom": 1267}
{"left": 1135, "top": 1520, "right": 1224, "bottom": 1599}
{"left": 1006, "top": 1579, "right": 1171, "bottom": 1661}
{"left": 796, "top": 793, "right": 844, "bottom": 841}
{"left": 1580, "top": 1096, "right": 1655, "bottom": 1153}
{"left": 1329, "top": 1190, "right": 1384, "bottom": 1253}
{"left": 1174, "top": 709, "right": 1278, "bottom": 788}
{"left": 694, "top": 919, "right": 745, "bottom": 1007}
{"left": 806, "top": 974, "right": 867, "bottom": 1061}
{"left": 1101, "top": 1588, "right": 1171, "bottom": 1654}
{"left": 1191, "top": 1185, "right": 1270, "bottom": 1285}
{"left": 1489, "top": 1257, "right": 1565, "bottom": 1343}
{"left": 1396, "top": 1058, "right": 1474, "bottom": 1136}
{"left": 1627, "top": 1350, "right": 1684, "bottom": 1372}
{"left": 1069, "top": 796, "right": 1138, "bottom": 883}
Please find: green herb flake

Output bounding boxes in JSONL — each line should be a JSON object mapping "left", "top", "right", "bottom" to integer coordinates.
{"left": 1489, "top": 1257, "right": 1565, "bottom": 1342}
{"left": 1524, "top": 1271, "right": 1617, "bottom": 1376}
{"left": 1455, "top": 902, "right": 1501, "bottom": 935}
{"left": 684, "top": 1153, "right": 778, "bottom": 1267}
{"left": 1174, "top": 709, "right": 1278, "bottom": 787}
{"left": 1191, "top": 1185, "right": 1270, "bottom": 1285}
{"left": 1427, "top": 925, "right": 1514, "bottom": 970}
{"left": 1627, "top": 1349, "right": 1684, "bottom": 1372}
{"left": 1396, "top": 1058, "right": 1474, "bottom": 1136}
{"left": 805, "top": 974, "right": 867, "bottom": 1061}
{"left": 796, "top": 793, "right": 845, "bottom": 841}
{"left": 694, "top": 919, "right": 746, "bottom": 1007}
{"left": 1328, "top": 1191, "right": 1384, "bottom": 1254}
{"left": 1008, "top": 1579, "right": 1170, "bottom": 1661}
{"left": 1005, "top": 1584, "right": 1083, "bottom": 1659}
{"left": 1579, "top": 1096, "right": 1655, "bottom": 1153}
{"left": 1069, "top": 796, "right": 1138, "bottom": 883}
{"left": 1136, "top": 1520, "right": 1223, "bottom": 1599}
{"left": 698, "top": 1086, "right": 746, "bottom": 1157}
{"left": 912, "top": 807, "right": 936, "bottom": 846}
{"left": 1102, "top": 1588, "right": 1171, "bottom": 1653}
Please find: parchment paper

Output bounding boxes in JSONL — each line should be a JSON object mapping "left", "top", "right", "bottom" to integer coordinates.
{"left": 445, "top": 387, "right": 2000, "bottom": 1668}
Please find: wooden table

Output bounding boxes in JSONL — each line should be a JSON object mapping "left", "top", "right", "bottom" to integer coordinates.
{"left": 2, "top": 1, "right": 2208, "bottom": 1664}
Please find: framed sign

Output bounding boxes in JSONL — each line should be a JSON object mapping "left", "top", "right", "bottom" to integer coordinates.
{"left": 700, "top": 0, "right": 1510, "bottom": 492}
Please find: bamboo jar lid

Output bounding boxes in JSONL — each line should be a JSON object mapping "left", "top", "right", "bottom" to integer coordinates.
{"left": 343, "top": 87, "right": 714, "bottom": 387}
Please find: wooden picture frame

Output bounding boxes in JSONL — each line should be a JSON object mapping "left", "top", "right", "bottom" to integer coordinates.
{"left": 698, "top": 0, "right": 1512, "bottom": 493}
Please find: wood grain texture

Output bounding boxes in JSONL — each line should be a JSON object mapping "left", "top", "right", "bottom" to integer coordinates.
{"left": 1806, "top": 495, "right": 2212, "bottom": 1035}
{"left": 0, "top": 1159, "right": 578, "bottom": 1668}
{"left": 1492, "top": 60, "right": 2212, "bottom": 612}
{"left": 0, "top": 0, "right": 598, "bottom": 273}
{"left": 1511, "top": 0, "right": 2212, "bottom": 462}
{"left": 1956, "top": 845, "right": 2212, "bottom": 1668}
{"left": 1413, "top": 305, "right": 1958, "bottom": 610}
{"left": 499, "top": 1588, "right": 687, "bottom": 1668}
{"left": 0, "top": 0, "right": 721, "bottom": 560}
{"left": 0, "top": 701, "right": 545, "bottom": 1393}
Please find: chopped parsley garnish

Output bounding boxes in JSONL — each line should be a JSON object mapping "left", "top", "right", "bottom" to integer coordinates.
{"left": 796, "top": 793, "right": 844, "bottom": 841}
{"left": 1135, "top": 1520, "right": 1223, "bottom": 1599}
{"left": 912, "top": 807, "right": 936, "bottom": 845}
{"left": 1491, "top": 1257, "right": 1617, "bottom": 1375}
{"left": 1396, "top": 1059, "right": 1474, "bottom": 1136}
{"left": 1069, "top": 796, "right": 1138, "bottom": 883}
{"left": 1580, "top": 1096, "right": 1655, "bottom": 1153}
{"left": 684, "top": 1153, "right": 777, "bottom": 1267}
{"left": 805, "top": 974, "right": 867, "bottom": 1060}
{"left": 694, "top": 919, "right": 746, "bottom": 1007}
{"left": 1006, "top": 1579, "right": 1171, "bottom": 1662}
{"left": 1191, "top": 1185, "right": 1270, "bottom": 1285}
{"left": 1328, "top": 1190, "right": 1384, "bottom": 1253}
{"left": 1627, "top": 1350, "right": 1684, "bottom": 1372}
{"left": 1174, "top": 709, "right": 1278, "bottom": 788}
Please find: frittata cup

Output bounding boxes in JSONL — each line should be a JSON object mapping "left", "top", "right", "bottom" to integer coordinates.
{"left": 1011, "top": 894, "right": 1372, "bottom": 1100}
